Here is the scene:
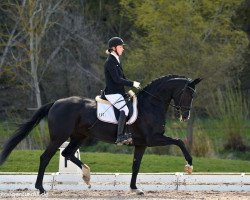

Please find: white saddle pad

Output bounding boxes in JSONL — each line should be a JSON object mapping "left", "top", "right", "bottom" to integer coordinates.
{"left": 95, "top": 90, "right": 138, "bottom": 125}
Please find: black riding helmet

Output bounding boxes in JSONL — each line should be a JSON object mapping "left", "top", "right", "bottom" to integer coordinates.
{"left": 108, "top": 37, "right": 125, "bottom": 49}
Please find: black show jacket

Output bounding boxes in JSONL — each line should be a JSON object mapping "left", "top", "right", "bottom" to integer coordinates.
{"left": 104, "top": 54, "right": 133, "bottom": 95}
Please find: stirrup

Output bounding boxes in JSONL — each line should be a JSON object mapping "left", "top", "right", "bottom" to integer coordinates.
{"left": 125, "top": 132, "right": 132, "bottom": 138}
{"left": 115, "top": 134, "right": 132, "bottom": 145}
{"left": 115, "top": 137, "right": 128, "bottom": 146}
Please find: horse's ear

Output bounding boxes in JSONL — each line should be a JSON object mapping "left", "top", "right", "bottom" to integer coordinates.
{"left": 189, "top": 78, "right": 202, "bottom": 87}
{"left": 191, "top": 78, "right": 202, "bottom": 85}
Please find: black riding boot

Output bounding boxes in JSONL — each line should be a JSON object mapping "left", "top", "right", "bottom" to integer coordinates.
{"left": 116, "top": 111, "right": 132, "bottom": 145}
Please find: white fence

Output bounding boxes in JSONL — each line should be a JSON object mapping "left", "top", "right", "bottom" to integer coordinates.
{"left": 0, "top": 172, "right": 249, "bottom": 192}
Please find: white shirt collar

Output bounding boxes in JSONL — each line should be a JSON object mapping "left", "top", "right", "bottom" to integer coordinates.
{"left": 110, "top": 51, "right": 120, "bottom": 63}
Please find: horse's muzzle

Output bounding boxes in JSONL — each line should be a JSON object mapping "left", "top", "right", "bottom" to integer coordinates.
{"left": 180, "top": 112, "right": 190, "bottom": 122}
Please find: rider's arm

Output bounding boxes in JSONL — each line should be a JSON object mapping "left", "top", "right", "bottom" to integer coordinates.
{"left": 107, "top": 61, "right": 134, "bottom": 87}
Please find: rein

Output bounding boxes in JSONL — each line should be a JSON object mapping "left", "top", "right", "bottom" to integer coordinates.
{"left": 140, "top": 84, "right": 196, "bottom": 112}
{"left": 140, "top": 88, "right": 179, "bottom": 110}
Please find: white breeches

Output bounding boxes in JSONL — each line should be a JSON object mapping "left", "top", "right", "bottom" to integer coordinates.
{"left": 105, "top": 94, "right": 129, "bottom": 116}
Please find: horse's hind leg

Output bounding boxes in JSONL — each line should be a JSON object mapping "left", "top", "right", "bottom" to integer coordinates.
{"left": 35, "top": 140, "right": 66, "bottom": 194}
{"left": 61, "top": 137, "right": 85, "bottom": 169}
{"left": 61, "top": 137, "right": 91, "bottom": 185}
{"left": 130, "top": 146, "right": 146, "bottom": 195}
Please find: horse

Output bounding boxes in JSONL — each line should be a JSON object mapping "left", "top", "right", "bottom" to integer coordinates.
{"left": 0, "top": 75, "right": 201, "bottom": 195}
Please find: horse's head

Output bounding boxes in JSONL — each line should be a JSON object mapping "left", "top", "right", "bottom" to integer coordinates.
{"left": 138, "top": 75, "right": 202, "bottom": 121}
{"left": 172, "top": 78, "right": 202, "bottom": 121}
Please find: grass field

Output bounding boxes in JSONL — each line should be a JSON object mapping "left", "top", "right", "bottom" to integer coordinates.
{"left": 0, "top": 150, "right": 249, "bottom": 173}
{"left": 1, "top": 119, "right": 249, "bottom": 159}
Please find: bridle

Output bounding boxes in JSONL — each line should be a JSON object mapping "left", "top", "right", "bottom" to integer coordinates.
{"left": 173, "top": 84, "right": 196, "bottom": 113}
{"left": 140, "top": 83, "right": 196, "bottom": 113}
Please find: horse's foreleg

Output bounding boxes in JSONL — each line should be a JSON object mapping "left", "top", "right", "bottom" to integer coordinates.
{"left": 35, "top": 140, "right": 65, "bottom": 194}
{"left": 171, "top": 137, "right": 192, "bottom": 166}
{"left": 130, "top": 145, "right": 146, "bottom": 195}
{"left": 149, "top": 135, "right": 193, "bottom": 171}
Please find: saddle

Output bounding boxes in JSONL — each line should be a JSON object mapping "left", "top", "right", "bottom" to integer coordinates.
{"left": 95, "top": 90, "right": 138, "bottom": 125}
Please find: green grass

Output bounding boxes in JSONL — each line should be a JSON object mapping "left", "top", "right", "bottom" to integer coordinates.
{"left": 0, "top": 150, "right": 249, "bottom": 173}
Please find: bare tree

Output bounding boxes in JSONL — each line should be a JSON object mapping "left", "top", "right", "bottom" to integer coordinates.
{"left": 0, "top": 0, "right": 65, "bottom": 146}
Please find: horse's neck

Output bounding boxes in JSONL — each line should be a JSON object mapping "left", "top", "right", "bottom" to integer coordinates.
{"left": 138, "top": 83, "right": 172, "bottom": 119}
{"left": 141, "top": 82, "right": 172, "bottom": 107}
{"left": 138, "top": 79, "right": 187, "bottom": 119}
{"left": 137, "top": 89, "right": 169, "bottom": 135}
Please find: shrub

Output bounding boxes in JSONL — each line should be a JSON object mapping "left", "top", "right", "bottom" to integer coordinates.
{"left": 191, "top": 130, "right": 214, "bottom": 157}
{"left": 206, "top": 82, "right": 248, "bottom": 152}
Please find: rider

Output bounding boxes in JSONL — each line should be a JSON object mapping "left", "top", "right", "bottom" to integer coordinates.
{"left": 104, "top": 37, "right": 141, "bottom": 145}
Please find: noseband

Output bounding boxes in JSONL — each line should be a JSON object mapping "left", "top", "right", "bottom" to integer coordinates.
{"left": 141, "top": 83, "right": 196, "bottom": 113}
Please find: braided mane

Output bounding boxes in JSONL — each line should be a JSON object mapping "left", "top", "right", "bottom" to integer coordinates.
{"left": 142, "top": 74, "right": 188, "bottom": 91}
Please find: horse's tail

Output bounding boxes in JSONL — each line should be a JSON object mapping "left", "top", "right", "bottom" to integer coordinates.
{"left": 0, "top": 102, "right": 54, "bottom": 165}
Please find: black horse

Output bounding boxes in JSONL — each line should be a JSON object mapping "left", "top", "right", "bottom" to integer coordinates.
{"left": 0, "top": 75, "right": 201, "bottom": 195}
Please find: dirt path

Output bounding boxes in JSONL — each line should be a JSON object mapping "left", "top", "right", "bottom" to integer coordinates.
{"left": 0, "top": 190, "right": 249, "bottom": 200}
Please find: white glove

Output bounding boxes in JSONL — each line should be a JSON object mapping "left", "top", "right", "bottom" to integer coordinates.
{"left": 133, "top": 81, "right": 141, "bottom": 89}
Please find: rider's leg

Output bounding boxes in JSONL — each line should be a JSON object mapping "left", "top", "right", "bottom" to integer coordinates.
{"left": 105, "top": 93, "right": 132, "bottom": 145}
{"left": 116, "top": 110, "right": 127, "bottom": 145}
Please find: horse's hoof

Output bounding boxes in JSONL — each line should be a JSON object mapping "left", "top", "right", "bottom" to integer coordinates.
{"left": 82, "top": 164, "right": 91, "bottom": 186}
{"left": 130, "top": 189, "right": 144, "bottom": 195}
{"left": 185, "top": 164, "right": 193, "bottom": 174}
{"left": 35, "top": 185, "right": 46, "bottom": 195}
{"left": 39, "top": 189, "right": 46, "bottom": 195}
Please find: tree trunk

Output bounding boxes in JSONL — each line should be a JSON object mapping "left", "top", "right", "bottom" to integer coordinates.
{"left": 187, "top": 110, "right": 195, "bottom": 152}
{"left": 0, "top": 24, "right": 17, "bottom": 74}
{"left": 29, "top": 12, "right": 46, "bottom": 148}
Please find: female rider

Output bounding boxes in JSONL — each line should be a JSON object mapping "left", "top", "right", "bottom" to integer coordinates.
{"left": 104, "top": 37, "right": 140, "bottom": 145}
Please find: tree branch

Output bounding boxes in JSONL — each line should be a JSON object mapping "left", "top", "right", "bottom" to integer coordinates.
{"left": 39, "top": 34, "right": 71, "bottom": 82}
{"left": 63, "top": 47, "right": 104, "bottom": 84}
